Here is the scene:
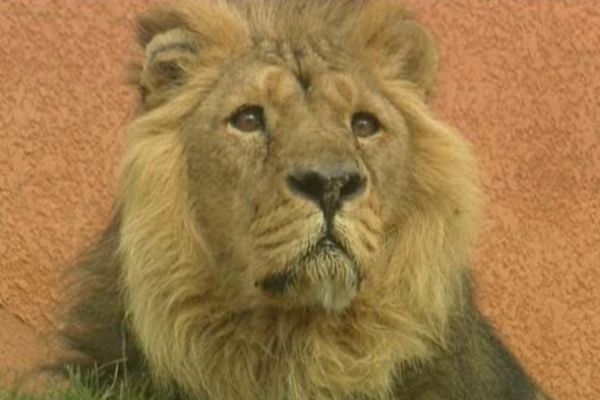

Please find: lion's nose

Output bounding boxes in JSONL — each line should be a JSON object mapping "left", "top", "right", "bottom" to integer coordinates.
{"left": 286, "top": 163, "right": 366, "bottom": 218}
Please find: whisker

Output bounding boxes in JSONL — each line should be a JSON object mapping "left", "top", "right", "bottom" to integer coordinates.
{"left": 355, "top": 217, "right": 381, "bottom": 236}
{"left": 254, "top": 237, "right": 294, "bottom": 251}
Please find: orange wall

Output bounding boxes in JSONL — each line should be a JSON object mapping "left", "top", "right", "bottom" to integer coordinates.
{"left": 1, "top": 1, "right": 599, "bottom": 399}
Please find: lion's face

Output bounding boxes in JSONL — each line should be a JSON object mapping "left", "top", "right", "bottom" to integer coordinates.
{"left": 181, "top": 46, "right": 411, "bottom": 311}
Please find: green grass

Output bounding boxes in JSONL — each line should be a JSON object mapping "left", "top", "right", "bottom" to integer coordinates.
{"left": 0, "top": 368, "right": 163, "bottom": 400}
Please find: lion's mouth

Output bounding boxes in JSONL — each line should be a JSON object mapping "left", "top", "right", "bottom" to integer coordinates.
{"left": 306, "top": 236, "right": 352, "bottom": 265}
{"left": 257, "top": 233, "right": 363, "bottom": 311}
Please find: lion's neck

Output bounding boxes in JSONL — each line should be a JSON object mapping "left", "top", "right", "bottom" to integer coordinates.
{"left": 145, "top": 289, "right": 439, "bottom": 400}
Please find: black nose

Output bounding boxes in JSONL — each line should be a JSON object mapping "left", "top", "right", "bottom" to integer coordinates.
{"left": 287, "top": 163, "right": 366, "bottom": 219}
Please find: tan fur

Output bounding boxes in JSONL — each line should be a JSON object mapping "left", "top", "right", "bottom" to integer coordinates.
{"left": 117, "top": 1, "right": 481, "bottom": 399}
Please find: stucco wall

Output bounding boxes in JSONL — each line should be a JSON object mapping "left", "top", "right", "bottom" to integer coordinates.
{"left": 1, "top": 1, "right": 598, "bottom": 399}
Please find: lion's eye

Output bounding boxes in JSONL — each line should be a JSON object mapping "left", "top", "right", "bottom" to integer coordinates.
{"left": 229, "top": 105, "right": 265, "bottom": 133}
{"left": 351, "top": 112, "right": 381, "bottom": 138}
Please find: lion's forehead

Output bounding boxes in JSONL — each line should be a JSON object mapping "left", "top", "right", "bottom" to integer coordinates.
{"left": 225, "top": 41, "right": 365, "bottom": 108}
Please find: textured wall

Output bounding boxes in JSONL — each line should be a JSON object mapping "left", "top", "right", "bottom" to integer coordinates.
{"left": 1, "top": 1, "right": 598, "bottom": 399}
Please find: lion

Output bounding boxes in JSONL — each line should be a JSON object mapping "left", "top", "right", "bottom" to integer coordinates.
{"left": 62, "top": 0, "right": 549, "bottom": 399}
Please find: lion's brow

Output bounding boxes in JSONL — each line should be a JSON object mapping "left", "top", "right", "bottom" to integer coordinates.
{"left": 292, "top": 48, "right": 311, "bottom": 91}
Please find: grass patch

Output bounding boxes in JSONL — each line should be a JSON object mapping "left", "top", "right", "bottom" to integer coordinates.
{"left": 0, "top": 367, "right": 168, "bottom": 400}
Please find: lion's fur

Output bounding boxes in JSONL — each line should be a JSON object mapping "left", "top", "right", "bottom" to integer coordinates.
{"left": 63, "top": 1, "right": 547, "bottom": 399}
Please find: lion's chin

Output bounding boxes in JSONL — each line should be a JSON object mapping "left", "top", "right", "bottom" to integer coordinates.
{"left": 294, "top": 273, "right": 360, "bottom": 312}
{"left": 258, "top": 239, "right": 362, "bottom": 312}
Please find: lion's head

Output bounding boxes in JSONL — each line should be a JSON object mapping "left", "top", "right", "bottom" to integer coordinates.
{"left": 116, "top": 0, "right": 480, "bottom": 398}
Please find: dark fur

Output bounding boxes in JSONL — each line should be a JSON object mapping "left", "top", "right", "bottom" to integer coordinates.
{"left": 394, "top": 284, "right": 544, "bottom": 399}
{"left": 61, "top": 215, "right": 142, "bottom": 377}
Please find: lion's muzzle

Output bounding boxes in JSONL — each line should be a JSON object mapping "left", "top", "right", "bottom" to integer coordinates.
{"left": 257, "top": 234, "right": 363, "bottom": 311}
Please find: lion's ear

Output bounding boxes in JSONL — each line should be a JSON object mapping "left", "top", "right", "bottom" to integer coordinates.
{"left": 351, "top": 6, "right": 439, "bottom": 100}
{"left": 386, "top": 20, "right": 439, "bottom": 99}
{"left": 132, "top": 8, "right": 199, "bottom": 107}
